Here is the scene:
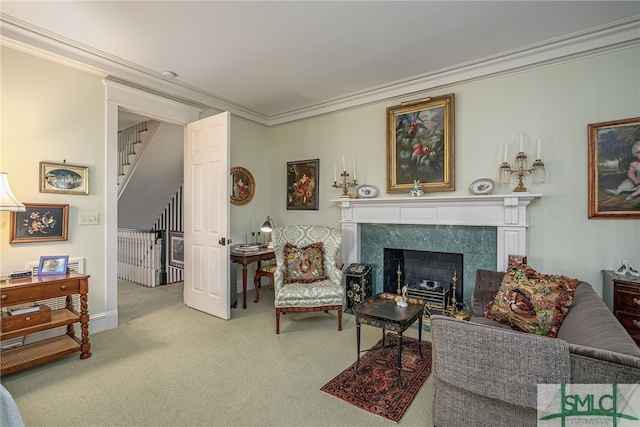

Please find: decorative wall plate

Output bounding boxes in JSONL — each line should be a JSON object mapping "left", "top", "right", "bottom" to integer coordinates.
{"left": 357, "top": 185, "right": 378, "bottom": 198}
{"left": 469, "top": 178, "right": 494, "bottom": 195}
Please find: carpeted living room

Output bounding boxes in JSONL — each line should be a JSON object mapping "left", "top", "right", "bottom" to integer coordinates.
{"left": 1, "top": 2, "right": 640, "bottom": 427}
{"left": 0, "top": 280, "right": 433, "bottom": 426}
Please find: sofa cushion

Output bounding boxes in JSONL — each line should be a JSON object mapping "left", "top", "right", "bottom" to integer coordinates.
{"left": 486, "top": 262, "right": 578, "bottom": 337}
{"left": 558, "top": 283, "right": 640, "bottom": 358}
{"left": 283, "top": 242, "right": 327, "bottom": 284}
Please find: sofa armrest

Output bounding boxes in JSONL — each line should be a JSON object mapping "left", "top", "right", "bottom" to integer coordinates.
{"left": 431, "top": 315, "right": 571, "bottom": 409}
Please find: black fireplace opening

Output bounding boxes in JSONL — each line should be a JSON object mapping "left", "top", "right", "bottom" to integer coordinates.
{"left": 383, "top": 248, "right": 463, "bottom": 310}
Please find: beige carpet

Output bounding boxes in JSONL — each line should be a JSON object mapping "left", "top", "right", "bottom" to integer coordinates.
{"left": 1, "top": 280, "right": 433, "bottom": 426}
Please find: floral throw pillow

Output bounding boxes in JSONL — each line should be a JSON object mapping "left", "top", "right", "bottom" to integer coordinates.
{"left": 485, "top": 261, "right": 578, "bottom": 337}
{"left": 283, "top": 242, "right": 327, "bottom": 284}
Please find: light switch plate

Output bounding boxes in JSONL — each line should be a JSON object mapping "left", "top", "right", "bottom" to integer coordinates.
{"left": 79, "top": 213, "right": 99, "bottom": 225}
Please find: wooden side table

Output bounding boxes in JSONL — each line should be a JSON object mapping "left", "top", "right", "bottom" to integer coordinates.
{"left": 603, "top": 270, "right": 640, "bottom": 345}
{"left": 1, "top": 272, "right": 91, "bottom": 376}
{"left": 230, "top": 248, "right": 275, "bottom": 309}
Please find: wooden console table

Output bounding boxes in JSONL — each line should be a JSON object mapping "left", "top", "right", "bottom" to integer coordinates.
{"left": 0, "top": 272, "right": 91, "bottom": 376}
{"left": 230, "top": 248, "right": 275, "bottom": 309}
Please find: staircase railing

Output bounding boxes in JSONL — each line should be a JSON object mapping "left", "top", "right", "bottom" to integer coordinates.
{"left": 117, "top": 228, "right": 166, "bottom": 287}
{"left": 117, "top": 120, "right": 160, "bottom": 197}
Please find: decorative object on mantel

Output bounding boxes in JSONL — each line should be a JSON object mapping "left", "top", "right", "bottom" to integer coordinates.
{"left": 332, "top": 155, "right": 358, "bottom": 198}
{"left": 230, "top": 166, "right": 255, "bottom": 206}
{"left": 409, "top": 179, "right": 424, "bottom": 197}
{"left": 287, "top": 159, "right": 319, "bottom": 210}
{"left": 499, "top": 132, "right": 546, "bottom": 192}
{"left": 386, "top": 93, "right": 455, "bottom": 194}
{"left": 587, "top": 117, "right": 640, "bottom": 219}
{"left": 356, "top": 184, "right": 377, "bottom": 198}
{"left": 469, "top": 178, "right": 494, "bottom": 195}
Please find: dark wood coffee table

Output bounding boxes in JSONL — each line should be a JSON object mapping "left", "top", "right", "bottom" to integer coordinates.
{"left": 353, "top": 293, "right": 425, "bottom": 389}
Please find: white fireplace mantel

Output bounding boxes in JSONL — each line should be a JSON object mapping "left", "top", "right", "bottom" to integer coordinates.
{"left": 332, "top": 193, "right": 541, "bottom": 272}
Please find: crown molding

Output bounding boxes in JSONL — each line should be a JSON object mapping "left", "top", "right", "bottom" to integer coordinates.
{"left": 1, "top": 13, "right": 639, "bottom": 126}
{"left": 267, "top": 18, "right": 640, "bottom": 125}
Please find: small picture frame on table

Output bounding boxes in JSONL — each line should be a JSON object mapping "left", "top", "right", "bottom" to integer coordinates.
{"left": 38, "top": 255, "right": 69, "bottom": 275}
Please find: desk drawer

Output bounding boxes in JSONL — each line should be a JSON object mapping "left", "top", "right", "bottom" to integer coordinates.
{"left": 2, "top": 305, "right": 52, "bottom": 333}
{"left": 1, "top": 280, "right": 80, "bottom": 306}
{"left": 615, "top": 283, "right": 640, "bottom": 313}
{"left": 614, "top": 310, "right": 640, "bottom": 345}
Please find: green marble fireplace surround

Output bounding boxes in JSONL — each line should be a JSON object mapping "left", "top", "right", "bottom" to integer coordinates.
{"left": 333, "top": 194, "right": 540, "bottom": 312}
{"left": 360, "top": 223, "right": 497, "bottom": 311}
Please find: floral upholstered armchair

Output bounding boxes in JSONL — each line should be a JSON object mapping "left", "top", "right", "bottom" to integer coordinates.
{"left": 271, "top": 225, "right": 344, "bottom": 334}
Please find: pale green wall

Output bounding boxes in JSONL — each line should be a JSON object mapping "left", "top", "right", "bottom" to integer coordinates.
{"left": 2, "top": 42, "right": 638, "bottom": 330}
{"left": 1, "top": 46, "right": 107, "bottom": 314}
{"left": 267, "top": 47, "right": 640, "bottom": 295}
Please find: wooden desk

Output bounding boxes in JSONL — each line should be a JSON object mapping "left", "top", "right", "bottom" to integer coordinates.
{"left": 230, "top": 248, "right": 275, "bottom": 309}
{"left": 0, "top": 272, "right": 91, "bottom": 376}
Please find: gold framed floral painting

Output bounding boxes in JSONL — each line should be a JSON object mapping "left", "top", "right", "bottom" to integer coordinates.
{"left": 10, "top": 203, "right": 69, "bottom": 243}
{"left": 386, "top": 93, "right": 455, "bottom": 194}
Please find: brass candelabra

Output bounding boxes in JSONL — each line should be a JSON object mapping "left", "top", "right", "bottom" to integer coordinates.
{"left": 499, "top": 151, "right": 546, "bottom": 193}
{"left": 332, "top": 170, "right": 358, "bottom": 198}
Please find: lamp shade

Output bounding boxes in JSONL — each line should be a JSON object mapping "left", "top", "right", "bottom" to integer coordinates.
{"left": 261, "top": 216, "right": 273, "bottom": 233}
{"left": 0, "top": 172, "right": 26, "bottom": 212}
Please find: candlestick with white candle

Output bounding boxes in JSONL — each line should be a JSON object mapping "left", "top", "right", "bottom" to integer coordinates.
{"left": 519, "top": 132, "right": 524, "bottom": 152}
{"left": 353, "top": 164, "right": 356, "bottom": 181}
{"left": 342, "top": 155, "right": 346, "bottom": 172}
{"left": 537, "top": 137, "right": 542, "bottom": 159}
{"left": 334, "top": 165, "right": 337, "bottom": 181}
{"left": 504, "top": 141, "right": 508, "bottom": 162}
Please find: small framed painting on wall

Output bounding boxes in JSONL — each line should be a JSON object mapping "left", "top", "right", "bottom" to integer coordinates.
{"left": 40, "top": 162, "right": 89, "bottom": 195}
{"left": 287, "top": 159, "right": 319, "bottom": 210}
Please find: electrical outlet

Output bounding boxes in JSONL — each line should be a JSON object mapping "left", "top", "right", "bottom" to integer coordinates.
{"left": 79, "top": 213, "right": 99, "bottom": 225}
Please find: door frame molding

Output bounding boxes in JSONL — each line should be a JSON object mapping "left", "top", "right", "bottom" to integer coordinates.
{"left": 104, "top": 79, "right": 201, "bottom": 330}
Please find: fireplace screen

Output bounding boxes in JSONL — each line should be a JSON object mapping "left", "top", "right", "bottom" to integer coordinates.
{"left": 383, "top": 248, "right": 463, "bottom": 317}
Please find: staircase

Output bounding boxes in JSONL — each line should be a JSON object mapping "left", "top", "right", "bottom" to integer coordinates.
{"left": 117, "top": 120, "right": 160, "bottom": 194}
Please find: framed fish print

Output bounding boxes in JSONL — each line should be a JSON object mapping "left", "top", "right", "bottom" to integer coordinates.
{"left": 40, "top": 162, "right": 89, "bottom": 195}
{"left": 386, "top": 93, "right": 455, "bottom": 194}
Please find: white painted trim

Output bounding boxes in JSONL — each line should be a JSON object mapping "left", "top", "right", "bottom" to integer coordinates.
{"left": 333, "top": 194, "right": 541, "bottom": 272}
{"left": 2, "top": 14, "right": 638, "bottom": 125}
{"left": 104, "top": 80, "right": 202, "bottom": 331}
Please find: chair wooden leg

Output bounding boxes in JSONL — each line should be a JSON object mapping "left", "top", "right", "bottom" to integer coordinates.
{"left": 276, "top": 309, "right": 281, "bottom": 334}
{"left": 338, "top": 309, "right": 343, "bottom": 331}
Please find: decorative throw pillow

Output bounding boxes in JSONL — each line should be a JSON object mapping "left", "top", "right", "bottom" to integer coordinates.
{"left": 283, "top": 242, "right": 327, "bottom": 284}
{"left": 485, "top": 261, "right": 578, "bottom": 337}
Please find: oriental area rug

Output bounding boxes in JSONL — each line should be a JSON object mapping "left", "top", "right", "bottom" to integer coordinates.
{"left": 320, "top": 334, "right": 432, "bottom": 423}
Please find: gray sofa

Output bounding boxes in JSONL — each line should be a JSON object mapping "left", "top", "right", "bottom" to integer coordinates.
{"left": 430, "top": 269, "right": 640, "bottom": 427}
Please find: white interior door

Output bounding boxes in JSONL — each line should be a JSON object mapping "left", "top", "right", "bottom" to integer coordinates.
{"left": 183, "top": 112, "right": 230, "bottom": 319}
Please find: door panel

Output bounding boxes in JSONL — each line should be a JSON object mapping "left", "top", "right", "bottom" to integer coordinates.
{"left": 184, "top": 112, "right": 230, "bottom": 319}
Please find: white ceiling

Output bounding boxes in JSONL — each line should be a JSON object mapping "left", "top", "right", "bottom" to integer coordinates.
{"left": 2, "top": 1, "right": 639, "bottom": 125}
